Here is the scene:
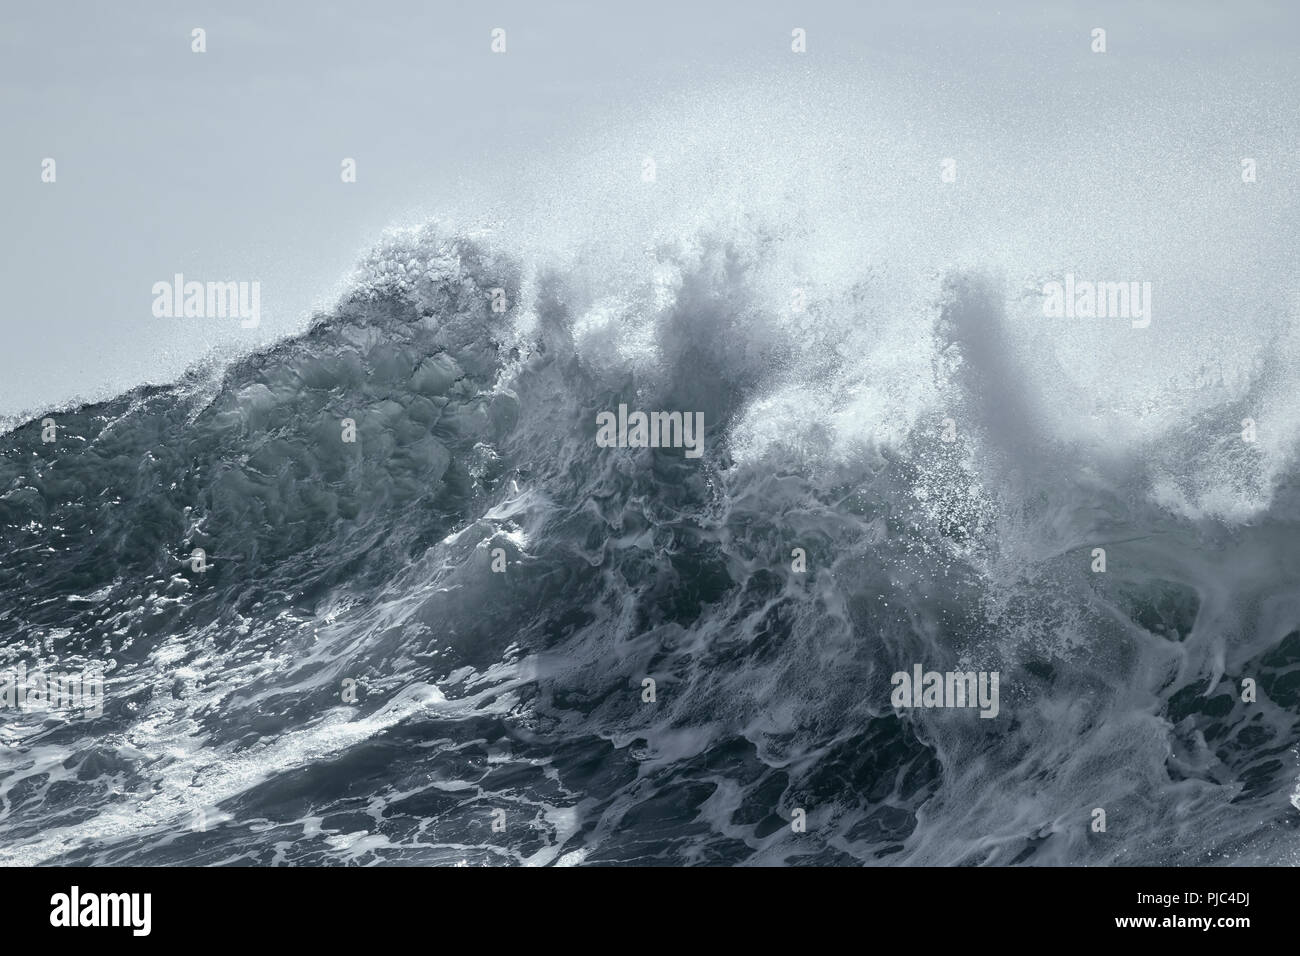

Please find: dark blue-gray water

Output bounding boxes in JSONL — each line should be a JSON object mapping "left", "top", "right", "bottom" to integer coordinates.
{"left": 2, "top": 225, "right": 1299, "bottom": 865}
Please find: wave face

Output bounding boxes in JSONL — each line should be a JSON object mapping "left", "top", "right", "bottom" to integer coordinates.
{"left": 2, "top": 221, "right": 1300, "bottom": 867}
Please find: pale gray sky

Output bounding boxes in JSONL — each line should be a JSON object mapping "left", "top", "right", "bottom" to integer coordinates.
{"left": 2, "top": 1, "right": 1297, "bottom": 421}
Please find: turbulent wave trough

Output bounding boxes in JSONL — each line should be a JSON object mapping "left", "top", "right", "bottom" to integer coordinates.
{"left": 2, "top": 209, "right": 1299, "bottom": 866}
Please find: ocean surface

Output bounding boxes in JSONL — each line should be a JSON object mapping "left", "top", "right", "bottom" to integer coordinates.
{"left": 2, "top": 212, "right": 1299, "bottom": 866}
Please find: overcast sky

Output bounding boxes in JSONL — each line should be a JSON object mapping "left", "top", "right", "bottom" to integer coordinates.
{"left": 2, "top": 1, "right": 1297, "bottom": 422}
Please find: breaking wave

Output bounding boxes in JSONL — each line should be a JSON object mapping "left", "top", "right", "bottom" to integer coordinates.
{"left": 2, "top": 207, "right": 1300, "bottom": 866}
